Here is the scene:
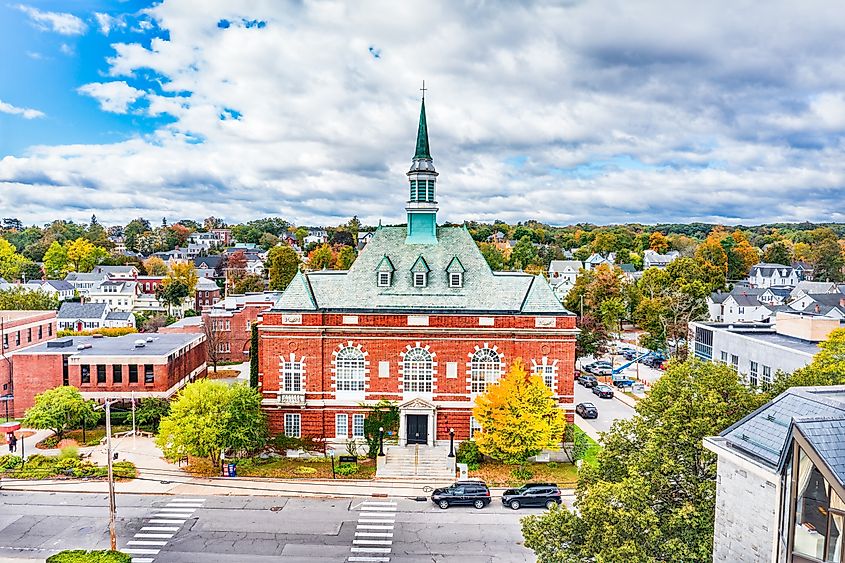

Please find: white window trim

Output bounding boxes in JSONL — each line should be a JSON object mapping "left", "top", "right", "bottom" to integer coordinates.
{"left": 470, "top": 416, "right": 482, "bottom": 440}
{"left": 449, "top": 272, "right": 463, "bottom": 288}
{"left": 352, "top": 414, "right": 365, "bottom": 438}
{"left": 413, "top": 272, "right": 427, "bottom": 288}
{"left": 335, "top": 413, "right": 349, "bottom": 439}
{"left": 378, "top": 272, "right": 391, "bottom": 287}
{"left": 284, "top": 413, "right": 301, "bottom": 438}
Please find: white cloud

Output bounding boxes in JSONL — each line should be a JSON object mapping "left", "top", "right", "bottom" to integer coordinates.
{"left": 93, "top": 12, "right": 125, "bottom": 35}
{"left": 0, "top": 100, "right": 45, "bottom": 119}
{"left": 77, "top": 81, "right": 144, "bottom": 114}
{"left": 16, "top": 4, "right": 86, "bottom": 36}
{"left": 5, "top": 1, "right": 845, "bottom": 226}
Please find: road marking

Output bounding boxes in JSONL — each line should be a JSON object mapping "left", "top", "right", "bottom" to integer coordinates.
{"left": 348, "top": 558, "right": 390, "bottom": 562}
{"left": 358, "top": 519, "right": 395, "bottom": 524}
{"left": 130, "top": 559, "right": 155, "bottom": 563}
{"left": 357, "top": 524, "right": 394, "bottom": 530}
{"left": 141, "top": 527, "right": 179, "bottom": 532}
{"left": 128, "top": 540, "right": 168, "bottom": 546}
{"left": 134, "top": 533, "right": 174, "bottom": 539}
{"left": 123, "top": 548, "right": 160, "bottom": 555}
{"left": 359, "top": 512, "right": 397, "bottom": 518}
{"left": 149, "top": 519, "right": 186, "bottom": 524}
{"left": 349, "top": 501, "right": 396, "bottom": 562}
{"left": 351, "top": 547, "right": 391, "bottom": 553}
{"left": 171, "top": 497, "right": 206, "bottom": 501}
{"left": 353, "top": 539, "right": 393, "bottom": 545}
{"left": 356, "top": 532, "right": 393, "bottom": 537}
{"left": 359, "top": 505, "right": 396, "bottom": 511}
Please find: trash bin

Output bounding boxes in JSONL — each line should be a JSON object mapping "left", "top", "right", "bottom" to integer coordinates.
{"left": 227, "top": 463, "right": 236, "bottom": 477}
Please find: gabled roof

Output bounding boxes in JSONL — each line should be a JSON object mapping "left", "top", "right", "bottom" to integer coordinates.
{"left": 446, "top": 256, "right": 465, "bottom": 273}
{"left": 272, "top": 226, "right": 572, "bottom": 315}
{"left": 790, "top": 281, "right": 838, "bottom": 298}
{"left": 43, "top": 280, "right": 74, "bottom": 291}
{"left": 410, "top": 255, "right": 430, "bottom": 273}
{"left": 749, "top": 262, "right": 795, "bottom": 278}
{"left": 726, "top": 293, "right": 763, "bottom": 307}
{"left": 375, "top": 255, "right": 395, "bottom": 272}
{"left": 548, "top": 260, "right": 582, "bottom": 273}
{"left": 106, "top": 311, "right": 132, "bottom": 320}
{"left": 57, "top": 302, "right": 108, "bottom": 319}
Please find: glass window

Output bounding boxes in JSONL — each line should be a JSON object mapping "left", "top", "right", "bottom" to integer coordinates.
{"left": 27, "top": 328, "right": 31, "bottom": 342}
{"left": 38, "top": 325, "right": 42, "bottom": 339}
{"left": 144, "top": 364, "right": 154, "bottom": 384}
{"left": 378, "top": 272, "right": 391, "bottom": 287}
{"left": 828, "top": 512, "right": 844, "bottom": 563}
{"left": 335, "top": 414, "right": 348, "bottom": 439}
{"left": 793, "top": 447, "right": 840, "bottom": 561}
{"left": 413, "top": 272, "right": 427, "bottom": 287}
{"left": 762, "top": 365, "right": 772, "bottom": 387}
{"left": 81, "top": 365, "right": 90, "bottom": 384}
{"left": 403, "top": 347, "right": 433, "bottom": 393}
{"left": 48, "top": 324, "right": 52, "bottom": 336}
{"left": 15, "top": 332, "right": 19, "bottom": 346}
{"left": 335, "top": 347, "right": 366, "bottom": 392}
{"left": 284, "top": 413, "right": 301, "bottom": 438}
{"left": 470, "top": 416, "right": 482, "bottom": 439}
{"left": 2, "top": 334, "right": 7, "bottom": 349}
{"left": 730, "top": 355, "right": 739, "bottom": 372}
{"left": 129, "top": 364, "right": 138, "bottom": 383}
{"left": 280, "top": 359, "right": 303, "bottom": 392}
{"left": 720, "top": 350, "right": 727, "bottom": 364}
{"left": 471, "top": 348, "right": 501, "bottom": 393}
{"left": 97, "top": 364, "right": 106, "bottom": 384}
{"left": 352, "top": 414, "right": 365, "bottom": 438}
{"left": 449, "top": 272, "right": 463, "bottom": 288}
{"left": 749, "top": 361, "right": 758, "bottom": 386}
{"left": 113, "top": 365, "right": 122, "bottom": 384}
{"left": 533, "top": 363, "right": 556, "bottom": 389}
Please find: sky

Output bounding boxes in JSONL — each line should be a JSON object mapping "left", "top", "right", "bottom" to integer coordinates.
{"left": 2, "top": 1, "right": 845, "bottom": 228}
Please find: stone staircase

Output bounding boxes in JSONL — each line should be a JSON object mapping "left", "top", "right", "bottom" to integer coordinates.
{"left": 376, "top": 445, "right": 456, "bottom": 480}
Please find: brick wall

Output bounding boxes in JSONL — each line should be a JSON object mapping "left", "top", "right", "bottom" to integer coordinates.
{"left": 9, "top": 353, "right": 63, "bottom": 418}
{"left": 204, "top": 304, "right": 264, "bottom": 363}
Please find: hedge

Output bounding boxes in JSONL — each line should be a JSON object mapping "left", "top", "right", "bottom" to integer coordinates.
{"left": 47, "top": 550, "right": 131, "bottom": 563}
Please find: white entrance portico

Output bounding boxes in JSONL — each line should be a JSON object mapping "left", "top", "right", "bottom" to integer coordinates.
{"left": 398, "top": 397, "right": 436, "bottom": 446}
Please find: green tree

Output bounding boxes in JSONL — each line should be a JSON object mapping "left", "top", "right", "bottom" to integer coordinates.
{"left": 135, "top": 398, "right": 171, "bottom": 432}
{"left": 0, "top": 237, "right": 26, "bottom": 280}
{"left": 65, "top": 238, "right": 105, "bottom": 273}
{"left": 337, "top": 246, "right": 356, "bottom": 270}
{"left": 233, "top": 274, "right": 265, "bottom": 293}
{"left": 770, "top": 328, "right": 845, "bottom": 393}
{"left": 156, "top": 280, "right": 190, "bottom": 315}
{"left": 362, "top": 400, "right": 400, "bottom": 458}
{"left": 811, "top": 237, "right": 844, "bottom": 282}
{"left": 143, "top": 256, "right": 168, "bottom": 276}
{"left": 249, "top": 323, "right": 259, "bottom": 388}
{"left": 575, "top": 314, "right": 610, "bottom": 360}
{"left": 521, "top": 359, "right": 765, "bottom": 562}
{"left": 266, "top": 245, "right": 300, "bottom": 290}
{"left": 156, "top": 380, "right": 267, "bottom": 465}
{"left": 20, "top": 261, "right": 43, "bottom": 281}
{"left": 763, "top": 240, "right": 792, "bottom": 265}
{"left": 478, "top": 242, "right": 505, "bottom": 271}
{"left": 308, "top": 244, "right": 334, "bottom": 270}
{"left": 510, "top": 236, "right": 539, "bottom": 270}
{"left": 23, "top": 386, "right": 97, "bottom": 441}
{"left": 0, "top": 286, "right": 59, "bottom": 310}
{"left": 43, "top": 241, "right": 69, "bottom": 278}
{"left": 473, "top": 359, "right": 566, "bottom": 470}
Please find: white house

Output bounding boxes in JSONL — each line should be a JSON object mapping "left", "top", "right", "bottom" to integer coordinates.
{"left": 584, "top": 253, "right": 613, "bottom": 271}
{"left": 707, "top": 288, "right": 772, "bottom": 323}
{"left": 304, "top": 228, "right": 328, "bottom": 246}
{"left": 31, "top": 280, "right": 75, "bottom": 301}
{"left": 759, "top": 286, "right": 792, "bottom": 305}
{"left": 747, "top": 263, "right": 799, "bottom": 288}
{"left": 87, "top": 280, "right": 139, "bottom": 313}
{"left": 789, "top": 280, "right": 838, "bottom": 301}
{"left": 91, "top": 265, "right": 139, "bottom": 280}
{"left": 642, "top": 249, "right": 679, "bottom": 269}
{"left": 57, "top": 302, "right": 135, "bottom": 331}
{"left": 548, "top": 260, "right": 582, "bottom": 300}
{"left": 65, "top": 272, "right": 108, "bottom": 297}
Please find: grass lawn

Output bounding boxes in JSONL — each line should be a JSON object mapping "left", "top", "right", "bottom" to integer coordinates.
{"left": 36, "top": 425, "right": 133, "bottom": 449}
{"left": 578, "top": 427, "right": 602, "bottom": 467}
{"left": 186, "top": 455, "right": 377, "bottom": 480}
{"left": 469, "top": 461, "right": 579, "bottom": 488}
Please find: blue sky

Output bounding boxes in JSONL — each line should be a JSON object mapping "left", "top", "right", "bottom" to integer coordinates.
{"left": 2, "top": 1, "right": 845, "bottom": 227}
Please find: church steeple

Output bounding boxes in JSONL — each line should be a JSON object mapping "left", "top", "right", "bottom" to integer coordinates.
{"left": 405, "top": 85, "right": 439, "bottom": 245}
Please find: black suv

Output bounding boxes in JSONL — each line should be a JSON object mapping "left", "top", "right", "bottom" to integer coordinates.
{"left": 501, "top": 483, "right": 562, "bottom": 510}
{"left": 431, "top": 480, "right": 491, "bottom": 509}
{"left": 578, "top": 375, "right": 598, "bottom": 388}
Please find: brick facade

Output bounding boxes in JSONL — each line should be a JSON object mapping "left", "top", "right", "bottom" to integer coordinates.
{"left": 204, "top": 304, "right": 265, "bottom": 363}
{"left": 0, "top": 311, "right": 58, "bottom": 416}
{"left": 258, "top": 311, "right": 576, "bottom": 444}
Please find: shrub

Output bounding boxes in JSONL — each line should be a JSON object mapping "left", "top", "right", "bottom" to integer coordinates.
{"left": 335, "top": 463, "right": 358, "bottom": 476}
{"left": 457, "top": 440, "right": 482, "bottom": 468}
{"left": 293, "top": 465, "right": 318, "bottom": 475}
{"left": 59, "top": 446, "right": 79, "bottom": 460}
{"left": 46, "top": 550, "right": 131, "bottom": 563}
{"left": 511, "top": 466, "right": 533, "bottom": 481}
{"left": 272, "top": 434, "right": 325, "bottom": 453}
{"left": 0, "top": 454, "right": 21, "bottom": 471}
{"left": 54, "top": 457, "right": 80, "bottom": 473}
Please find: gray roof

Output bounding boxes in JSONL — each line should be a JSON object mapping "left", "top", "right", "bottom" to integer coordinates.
{"left": 793, "top": 417, "right": 845, "bottom": 486}
{"left": 65, "top": 272, "right": 108, "bottom": 282}
{"left": 764, "top": 287, "right": 792, "bottom": 297}
{"left": 709, "top": 292, "right": 729, "bottom": 304}
{"left": 105, "top": 311, "right": 132, "bottom": 320}
{"left": 273, "top": 226, "right": 571, "bottom": 315}
{"left": 791, "top": 281, "right": 838, "bottom": 298}
{"left": 728, "top": 293, "right": 763, "bottom": 307}
{"left": 22, "top": 333, "right": 203, "bottom": 357}
{"left": 42, "top": 280, "right": 74, "bottom": 291}
{"left": 720, "top": 386, "right": 845, "bottom": 469}
{"left": 749, "top": 263, "right": 794, "bottom": 278}
{"left": 193, "top": 255, "right": 222, "bottom": 269}
{"left": 92, "top": 266, "right": 137, "bottom": 274}
{"left": 57, "top": 302, "right": 107, "bottom": 319}
{"left": 548, "top": 260, "right": 582, "bottom": 273}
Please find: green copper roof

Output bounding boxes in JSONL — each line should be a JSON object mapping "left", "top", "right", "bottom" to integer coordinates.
{"left": 414, "top": 99, "right": 431, "bottom": 159}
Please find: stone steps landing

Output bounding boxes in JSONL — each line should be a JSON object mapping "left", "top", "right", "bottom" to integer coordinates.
{"left": 376, "top": 445, "right": 456, "bottom": 479}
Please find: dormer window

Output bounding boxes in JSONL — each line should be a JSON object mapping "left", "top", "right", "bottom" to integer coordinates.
{"left": 378, "top": 272, "right": 392, "bottom": 287}
{"left": 449, "top": 272, "right": 463, "bottom": 288}
{"left": 375, "top": 255, "right": 395, "bottom": 288}
{"left": 414, "top": 272, "right": 427, "bottom": 287}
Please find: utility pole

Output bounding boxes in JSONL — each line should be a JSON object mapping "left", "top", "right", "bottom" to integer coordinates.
{"left": 95, "top": 400, "right": 117, "bottom": 551}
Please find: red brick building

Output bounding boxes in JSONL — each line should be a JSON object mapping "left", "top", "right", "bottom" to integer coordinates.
{"left": 0, "top": 311, "right": 58, "bottom": 416}
{"left": 204, "top": 293, "right": 279, "bottom": 362}
{"left": 10, "top": 332, "right": 206, "bottom": 417}
{"left": 195, "top": 277, "right": 221, "bottom": 311}
{"left": 258, "top": 101, "right": 576, "bottom": 448}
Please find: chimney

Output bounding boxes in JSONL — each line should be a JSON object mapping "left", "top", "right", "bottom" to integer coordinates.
{"left": 815, "top": 304, "right": 821, "bottom": 314}
{"left": 840, "top": 297, "right": 845, "bottom": 308}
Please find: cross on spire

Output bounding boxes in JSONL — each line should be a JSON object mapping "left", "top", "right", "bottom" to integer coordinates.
{"left": 420, "top": 80, "right": 427, "bottom": 101}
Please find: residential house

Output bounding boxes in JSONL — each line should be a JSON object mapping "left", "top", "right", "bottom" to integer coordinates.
{"left": 760, "top": 287, "right": 793, "bottom": 306}
{"left": 210, "top": 228, "right": 232, "bottom": 246}
{"left": 357, "top": 231, "right": 375, "bottom": 250}
{"left": 618, "top": 264, "right": 639, "bottom": 282}
{"left": 137, "top": 276, "right": 165, "bottom": 296}
{"left": 304, "top": 229, "right": 328, "bottom": 246}
{"left": 642, "top": 249, "right": 680, "bottom": 269}
{"left": 87, "top": 280, "right": 139, "bottom": 313}
{"left": 10, "top": 333, "right": 206, "bottom": 417}
{"left": 792, "top": 260, "right": 814, "bottom": 282}
{"left": 64, "top": 272, "right": 108, "bottom": 297}
{"left": 193, "top": 255, "right": 223, "bottom": 279}
{"left": 707, "top": 287, "right": 770, "bottom": 323}
{"left": 690, "top": 313, "right": 841, "bottom": 384}
{"left": 91, "top": 265, "right": 139, "bottom": 280}
{"left": 548, "top": 260, "right": 582, "bottom": 300}
{"left": 704, "top": 385, "right": 845, "bottom": 563}
{"left": 195, "top": 277, "right": 221, "bottom": 310}
{"left": 790, "top": 281, "right": 839, "bottom": 301}
{"left": 57, "top": 302, "right": 135, "bottom": 331}
{"left": 748, "top": 263, "right": 800, "bottom": 289}
{"left": 788, "top": 293, "right": 845, "bottom": 320}
{"left": 584, "top": 253, "right": 613, "bottom": 271}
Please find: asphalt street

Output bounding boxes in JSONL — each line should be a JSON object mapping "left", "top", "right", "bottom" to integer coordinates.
{"left": 0, "top": 491, "right": 546, "bottom": 562}
{"left": 573, "top": 381, "right": 635, "bottom": 434}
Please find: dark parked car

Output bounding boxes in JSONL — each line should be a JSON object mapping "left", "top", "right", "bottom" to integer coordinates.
{"left": 578, "top": 375, "right": 598, "bottom": 388}
{"left": 622, "top": 349, "right": 639, "bottom": 361}
{"left": 501, "top": 483, "right": 562, "bottom": 510}
{"left": 592, "top": 384, "right": 614, "bottom": 398}
{"left": 585, "top": 361, "right": 612, "bottom": 374}
{"left": 575, "top": 402, "right": 598, "bottom": 419}
{"left": 431, "top": 480, "right": 491, "bottom": 509}
{"left": 641, "top": 356, "right": 665, "bottom": 369}
{"left": 612, "top": 378, "right": 635, "bottom": 389}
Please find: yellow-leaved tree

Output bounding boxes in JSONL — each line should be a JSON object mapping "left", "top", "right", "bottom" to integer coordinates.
{"left": 472, "top": 359, "right": 566, "bottom": 470}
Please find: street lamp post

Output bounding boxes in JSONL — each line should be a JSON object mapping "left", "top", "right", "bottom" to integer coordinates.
{"left": 378, "top": 427, "right": 385, "bottom": 457}
{"left": 448, "top": 428, "right": 455, "bottom": 458}
{"left": 94, "top": 400, "right": 117, "bottom": 552}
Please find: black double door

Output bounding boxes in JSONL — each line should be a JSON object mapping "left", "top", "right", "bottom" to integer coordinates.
{"left": 406, "top": 414, "right": 428, "bottom": 444}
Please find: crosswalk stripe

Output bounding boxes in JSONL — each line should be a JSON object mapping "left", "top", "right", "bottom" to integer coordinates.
{"left": 172, "top": 497, "right": 206, "bottom": 501}
{"left": 361, "top": 501, "right": 396, "bottom": 505}
{"left": 351, "top": 547, "right": 391, "bottom": 553}
{"left": 359, "top": 511, "right": 396, "bottom": 517}
{"left": 358, "top": 519, "right": 395, "bottom": 524}
{"left": 123, "top": 548, "right": 160, "bottom": 555}
{"left": 155, "top": 512, "right": 193, "bottom": 517}
{"left": 159, "top": 508, "right": 195, "bottom": 512}
{"left": 356, "top": 532, "right": 393, "bottom": 537}
{"left": 149, "top": 519, "right": 186, "bottom": 524}
{"left": 141, "top": 526, "right": 179, "bottom": 532}
{"left": 353, "top": 539, "right": 393, "bottom": 545}
{"left": 134, "top": 533, "right": 174, "bottom": 539}
{"left": 359, "top": 505, "right": 396, "bottom": 511}
{"left": 357, "top": 524, "right": 394, "bottom": 530}
{"left": 128, "top": 540, "right": 168, "bottom": 546}
{"left": 347, "top": 558, "right": 390, "bottom": 562}
{"left": 166, "top": 503, "right": 203, "bottom": 508}
{"left": 130, "top": 558, "right": 155, "bottom": 563}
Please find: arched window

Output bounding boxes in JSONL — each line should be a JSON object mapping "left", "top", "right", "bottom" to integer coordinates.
{"left": 471, "top": 348, "right": 501, "bottom": 393}
{"left": 335, "top": 347, "right": 366, "bottom": 392}
{"left": 403, "top": 347, "right": 433, "bottom": 393}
